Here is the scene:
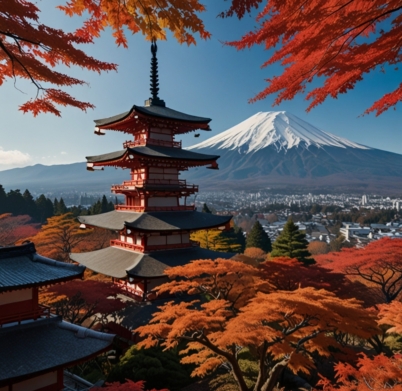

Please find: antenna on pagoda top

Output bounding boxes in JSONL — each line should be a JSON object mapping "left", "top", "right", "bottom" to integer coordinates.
{"left": 145, "top": 40, "right": 166, "bottom": 107}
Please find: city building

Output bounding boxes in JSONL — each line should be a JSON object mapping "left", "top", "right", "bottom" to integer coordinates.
{"left": 70, "top": 42, "right": 232, "bottom": 300}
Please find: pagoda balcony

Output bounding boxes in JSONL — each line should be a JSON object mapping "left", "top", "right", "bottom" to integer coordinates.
{"left": 114, "top": 205, "right": 195, "bottom": 212}
{"left": 111, "top": 240, "right": 145, "bottom": 252}
{"left": 0, "top": 304, "right": 51, "bottom": 327}
{"left": 123, "top": 138, "right": 182, "bottom": 149}
{"left": 111, "top": 179, "right": 198, "bottom": 192}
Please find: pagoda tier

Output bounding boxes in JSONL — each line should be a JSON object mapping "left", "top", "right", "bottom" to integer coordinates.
{"left": 77, "top": 211, "right": 231, "bottom": 252}
{"left": 94, "top": 104, "right": 211, "bottom": 136}
{"left": 86, "top": 146, "right": 219, "bottom": 212}
{"left": 70, "top": 246, "right": 233, "bottom": 301}
{"left": 0, "top": 243, "right": 114, "bottom": 387}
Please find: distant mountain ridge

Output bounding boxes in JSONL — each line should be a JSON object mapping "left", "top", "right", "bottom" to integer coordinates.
{"left": 184, "top": 111, "right": 402, "bottom": 192}
{"left": 1, "top": 111, "right": 402, "bottom": 194}
{"left": 0, "top": 163, "right": 127, "bottom": 194}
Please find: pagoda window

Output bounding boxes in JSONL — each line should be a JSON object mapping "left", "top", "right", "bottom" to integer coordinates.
{"left": 148, "top": 197, "right": 178, "bottom": 207}
{"left": 149, "top": 127, "right": 173, "bottom": 142}
{"left": 148, "top": 167, "right": 178, "bottom": 183}
{"left": 126, "top": 236, "right": 134, "bottom": 244}
{"left": 120, "top": 235, "right": 125, "bottom": 242}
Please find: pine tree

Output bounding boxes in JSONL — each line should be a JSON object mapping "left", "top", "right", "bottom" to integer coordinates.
{"left": 0, "top": 185, "right": 7, "bottom": 214}
{"left": 58, "top": 198, "right": 68, "bottom": 214}
{"left": 271, "top": 220, "right": 313, "bottom": 265}
{"left": 7, "top": 189, "right": 27, "bottom": 215}
{"left": 246, "top": 221, "right": 272, "bottom": 253}
{"left": 23, "top": 189, "right": 37, "bottom": 218}
{"left": 201, "top": 203, "right": 212, "bottom": 214}
{"left": 53, "top": 198, "right": 59, "bottom": 215}
{"left": 101, "top": 195, "right": 109, "bottom": 213}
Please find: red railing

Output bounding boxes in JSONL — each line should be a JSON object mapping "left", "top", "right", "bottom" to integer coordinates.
{"left": 111, "top": 179, "right": 198, "bottom": 192}
{"left": 111, "top": 240, "right": 144, "bottom": 252}
{"left": 123, "top": 138, "right": 182, "bottom": 149}
{"left": 0, "top": 304, "right": 51, "bottom": 327}
{"left": 114, "top": 205, "right": 195, "bottom": 212}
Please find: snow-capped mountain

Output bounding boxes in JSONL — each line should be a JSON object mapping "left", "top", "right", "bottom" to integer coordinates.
{"left": 188, "top": 111, "right": 369, "bottom": 153}
{"left": 184, "top": 111, "right": 402, "bottom": 192}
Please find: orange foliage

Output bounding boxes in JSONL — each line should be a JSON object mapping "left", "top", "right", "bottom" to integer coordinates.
{"left": 59, "top": 0, "right": 211, "bottom": 46}
{"left": 308, "top": 241, "right": 329, "bottom": 255}
{"left": 224, "top": 0, "right": 402, "bottom": 115}
{"left": 26, "top": 213, "right": 91, "bottom": 262}
{"left": 378, "top": 301, "right": 402, "bottom": 334}
{"left": 244, "top": 247, "right": 267, "bottom": 263}
{"left": 316, "top": 238, "right": 402, "bottom": 303}
{"left": 0, "top": 213, "right": 40, "bottom": 246}
{"left": 137, "top": 258, "right": 378, "bottom": 391}
{"left": 318, "top": 353, "right": 402, "bottom": 390}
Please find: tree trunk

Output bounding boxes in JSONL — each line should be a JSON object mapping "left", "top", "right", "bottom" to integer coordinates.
{"left": 259, "top": 357, "right": 290, "bottom": 391}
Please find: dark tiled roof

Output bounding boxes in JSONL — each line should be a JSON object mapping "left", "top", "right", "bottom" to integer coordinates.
{"left": 78, "top": 211, "right": 232, "bottom": 232}
{"left": 70, "top": 246, "right": 234, "bottom": 279}
{"left": 94, "top": 105, "right": 210, "bottom": 127}
{"left": 86, "top": 145, "right": 219, "bottom": 164}
{"left": 0, "top": 243, "right": 85, "bottom": 291}
{"left": 0, "top": 317, "right": 114, "bottom": 384}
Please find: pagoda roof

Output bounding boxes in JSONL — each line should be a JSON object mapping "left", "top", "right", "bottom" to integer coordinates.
{"left": 86, "top": 145, "right": 219, "bottom": 165}
{"left": 77, "top": 211, "right": 232, "bottom": 232}
{"left": 94, "top": 104, "right": 211, "bottom": 129}
{"left": 0, "top": 317, "right": 114, "bottom": 384}
{"left": 0, "top": 243, "right": 85, "bottom": 292}
{"left": 70, "top": 246, "right": 234, "bottom": 279}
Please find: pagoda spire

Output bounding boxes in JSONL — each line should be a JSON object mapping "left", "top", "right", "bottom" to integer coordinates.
{"left": 146, "top": 40, "right": 165, "bottom": 107}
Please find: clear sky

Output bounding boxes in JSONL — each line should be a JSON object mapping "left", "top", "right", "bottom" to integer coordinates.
{"left": 0, "top": 1, "right": 400, "bottom": 171}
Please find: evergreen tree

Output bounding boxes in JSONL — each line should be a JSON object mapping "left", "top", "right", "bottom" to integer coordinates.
{"left": 201, "top": 203, "right": 212, "bottom": 214}
{"left": 35, "top": 195, "right": 54, "bottom": 223}
{"left": 101, "top": 195, "right": 109, "bottom": 213}
{"left": 23, "top": 189, "right": 37, "bottom": 218}
{"left": 271, "top": 220, "right": 313, "bottom": 265}
{"left": 58, "top": 198, "right": 68, "bottom": 214}
{"left": 246, "top": 221, "right": 272, "bottom": 253}
{"left": 0, "top": 185, "right": 7, "bottom": 214}
{"left": 7, "top": 189, "right": 26, "bottom": 215}
{"left": 53, "top": 198, "right": 59, "bottom": 214}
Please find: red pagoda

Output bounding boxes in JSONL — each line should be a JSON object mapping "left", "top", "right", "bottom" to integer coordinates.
{"left": 0, "top": 242, "right": 115, "bottom": 389}
{"left": 70, "top": 43, "right": 232, "bottom": 300}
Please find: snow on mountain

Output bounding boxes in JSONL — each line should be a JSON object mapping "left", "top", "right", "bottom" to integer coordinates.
{"left": 188, "top": 111, "right": 370, "bottom": 153}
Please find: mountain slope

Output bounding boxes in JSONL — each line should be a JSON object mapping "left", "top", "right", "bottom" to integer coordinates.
{"left": 184, "top": 111, "right": 402, "bottom": 192}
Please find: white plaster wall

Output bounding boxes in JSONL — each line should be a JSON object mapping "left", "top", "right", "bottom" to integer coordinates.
{"left": 167, "top": 235, "right": 181, "bottom": 244}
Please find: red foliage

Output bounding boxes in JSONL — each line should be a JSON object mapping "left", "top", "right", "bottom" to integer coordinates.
{"left": 0, "top": 213, "right": 40, "bottom": 246}
{"left": 316, "top": 238, "right": 402, "bottom": 303}
{"left": 318, "top": 353, "right": 402, "bottom": 390}
{"left": 224, "top": 0, "right": 402, "bottom": 115}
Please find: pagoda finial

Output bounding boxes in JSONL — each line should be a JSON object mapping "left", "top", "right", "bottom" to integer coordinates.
{"left": 145, "top": 40, "right": 165, "bottom": 107}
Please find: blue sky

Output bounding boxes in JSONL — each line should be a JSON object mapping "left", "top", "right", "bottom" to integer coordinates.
{"left": 0, "top": 1, "right": 400, "bottom": 171}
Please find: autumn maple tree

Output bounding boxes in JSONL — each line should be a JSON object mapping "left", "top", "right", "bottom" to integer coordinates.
{"left": 224, "top": 0, "right": 402, "bottom": 115}
{"left": 41, "top": 279, "right": 126, "bottom": 328}
{"left": 136, "top": 258, "right": 378, "bottom": 391}
{"left": 26, "top": 213, "right": 90, "bottom": 262}
{"left": 97, "top": 379, "right": 168, "bottom": 391}
{"left": 0, "top": 213, "right": 39, "bottom": 246}
{"left": 2, "top": 0, "right": 209, "bottom": 116}
{"left": 316, "top": 238, "right": 402, "bottom": 304}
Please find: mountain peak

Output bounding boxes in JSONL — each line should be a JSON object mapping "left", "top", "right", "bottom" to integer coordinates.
{"left": 188, "top": 111, "right": 370, "bottom": 153}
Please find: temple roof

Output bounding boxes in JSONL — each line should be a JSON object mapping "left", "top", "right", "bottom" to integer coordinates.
{"left": 0, "top": 317, "right": 114, "bottom": 384}
{"left": 94, "top": 105, "right": 211, "bottom": 128}
{"left": 86, "top": 145, "right": 219, "bottom": 165}
{"left": 77, "top": 211, "right": 232, "bottom": 232}
{"left": 70, "top": 246, "right": 234, "bottom": 279}
{"left": 0, "top": 243, "right": 85, "bottom": 292}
